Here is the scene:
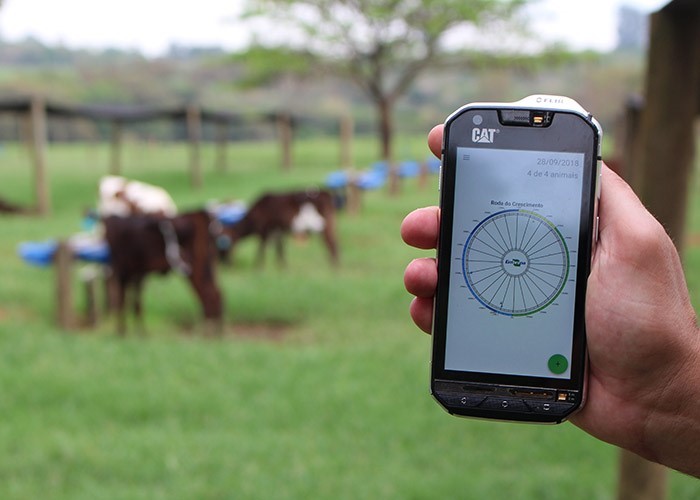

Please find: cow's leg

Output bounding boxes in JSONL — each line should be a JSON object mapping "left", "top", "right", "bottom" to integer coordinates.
{"left": 204, "top": 284, "right": 223, "bottom": 336}
{"left": 256, "top": 233, "right": 268, "bottom": 268}
{"left": 132, "top": 276, "right": 146, "bottom": 335}
{"left": 188, "top": 271, "right": 223, "bottom": 336}
{"left": 115, "top": 277, "right": 128, "bottom": 336}
{"left": 273, "top": 231, "right": 286, "bottom": 268}
{"left": 104, "top": 267, "right": 119, "bottom": 315}
{"left": 322, "top": 216, "right": 339, "bottom": 267}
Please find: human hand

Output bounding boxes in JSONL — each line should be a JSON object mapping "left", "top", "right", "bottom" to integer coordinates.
{"left": 402, "top": 125, "right": 700, "bottom": 476}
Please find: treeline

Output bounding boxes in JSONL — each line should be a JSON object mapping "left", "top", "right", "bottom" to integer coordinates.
{"left": 0, "top": 37, "right": 144, "bottom": 66}
{"left": 0, "top": 37, "right": 646, "bottom": 142}
{"left": 0, "top": 37, "right": 239, "bottom": 105}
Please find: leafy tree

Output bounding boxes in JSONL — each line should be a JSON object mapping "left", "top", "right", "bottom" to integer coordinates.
{"left": 239, "top": 0, "right": 533, "bottom": 164}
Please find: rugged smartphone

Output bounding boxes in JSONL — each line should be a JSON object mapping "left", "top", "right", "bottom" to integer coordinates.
{"left": 431, "top": 95, "right": 602, "bottom": 423}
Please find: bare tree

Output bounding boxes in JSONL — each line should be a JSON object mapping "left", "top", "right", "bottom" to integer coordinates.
{"left": 240, "top": 0, "right": 533, "bottom": 164}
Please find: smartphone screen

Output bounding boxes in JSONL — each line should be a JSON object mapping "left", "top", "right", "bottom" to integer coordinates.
{"left": 431, "top": 98, "right": 601, "bottom": 422}
{"left": 445, "top": 147, "right": 583, "bottom": 378}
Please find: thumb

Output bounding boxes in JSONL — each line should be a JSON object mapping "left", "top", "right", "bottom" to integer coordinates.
{"left": 597, "top": 163, "right": 660, "bottom": 244}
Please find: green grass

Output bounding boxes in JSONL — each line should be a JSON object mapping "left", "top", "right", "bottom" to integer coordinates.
{"left": 0, "top": 136, "right": 698, "bottom": 499}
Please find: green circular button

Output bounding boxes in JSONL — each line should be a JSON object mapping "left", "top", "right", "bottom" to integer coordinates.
{"left": 548, "top": 354, "right": 568, "bottom": 375}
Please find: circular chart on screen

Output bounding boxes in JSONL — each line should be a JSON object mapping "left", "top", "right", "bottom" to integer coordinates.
{"left": 462, "top": 209, "right": 570, "bottom": 316}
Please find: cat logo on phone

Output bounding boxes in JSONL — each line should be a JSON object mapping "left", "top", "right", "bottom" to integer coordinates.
{"left": 472, "top": 128, "right": 498, "bottom": 143}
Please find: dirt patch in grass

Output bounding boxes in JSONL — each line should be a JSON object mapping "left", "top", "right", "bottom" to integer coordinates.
{"left": 688, "top": 233, "right": 700, "bottom": 247}
{"left": 225, "top": 321, "right": 294, "bottom": 342}
{"left": 177, "top": 318, "right": 296, "bottom": 342}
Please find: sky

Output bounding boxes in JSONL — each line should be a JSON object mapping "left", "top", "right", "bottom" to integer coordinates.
{"left": 0, "top": 0, "right": 670, "bottom": 57}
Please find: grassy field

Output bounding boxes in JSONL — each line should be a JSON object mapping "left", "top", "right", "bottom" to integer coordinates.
{"left": 0, "top": 135, "right": 698, "bottom": 499}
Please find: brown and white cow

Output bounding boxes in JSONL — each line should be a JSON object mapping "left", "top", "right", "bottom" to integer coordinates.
{"left": 103, "top": 210, "right": 222, "bottom": 335}
{"left": 219, "top": 189, "right": 339, "bottom": 268}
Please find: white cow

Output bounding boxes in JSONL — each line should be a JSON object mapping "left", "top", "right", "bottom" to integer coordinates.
{"left": 98, "top": 176, "right": 177, "bottom": 218}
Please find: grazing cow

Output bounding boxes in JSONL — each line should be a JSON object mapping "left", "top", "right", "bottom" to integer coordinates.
{"left": 0, "top": 197, "right": 25, "bottom": 214}
{"left": 103, "top": 210, "right": 222, "bottom": 335}
{"left": 98, "top": 175, "right": 177, "bottom": 217}
{"left": 220, "top": 189, "right": 339, "bottom": 267}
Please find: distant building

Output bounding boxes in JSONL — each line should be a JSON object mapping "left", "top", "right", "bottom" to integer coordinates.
{"left": 617, "top": 5, "right": 649, "bottom": 52}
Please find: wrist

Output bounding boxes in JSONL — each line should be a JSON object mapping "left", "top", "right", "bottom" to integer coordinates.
{"left": 641, "top": 323, "right": 700, "bottom": 476}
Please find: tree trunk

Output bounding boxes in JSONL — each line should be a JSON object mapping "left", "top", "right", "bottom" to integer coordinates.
{"left": 617, "top": 450, "right": 667, "bottom": 500}
{"left": 378, "top": 97, "right": 393, "bottom": 162}
{"left": 186, "top": 104, "right": 203, "bottom": 190}
{"left": 376, "top": 96, "right": 399, "bottom": 195}
{"left": 634, "top": 7, "right": 699, "bottom": 255}
{"left": 28, "top": 96, "right": 50, "bottom": 215}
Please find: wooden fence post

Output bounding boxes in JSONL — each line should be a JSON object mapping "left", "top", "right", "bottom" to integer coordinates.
{"left": 617, "top": 451, "right": 668, "bottom": 500}
{"left": 29, "top": 96, "right": 50, "bottom": 215}
{"left": 388, "top": 161, "right": 400, "bottom": 196}
{"left": 277, "top": 113, "right": 293, "bottom": 170}
{"left": 347, "top": 177, "right": 361, "bottom": 215}
{"left": 55, "top": 241, "right": 73, "bottom": 329}
{"left": 84, "top": 276, "right": 98, "bottom": 328}
{"left": 633, "top": 6, "right": 700, "bottom": 255}
{"left": 609, "top": 96, "right": 642, "bottom": 179}
{"left": 216, "top": 121, "right": 229, "bottom": 173}
{"left": 110, "top": 120, "right": 123, "bottom": 175}
{"left": 418, "top": 161, "right": 429, "bottom": 190}
{"left": 339, "top": 115, "right": 353, "bottom": 168}
{"left": 187, "top": 104, "right": 202, "bottom": 189}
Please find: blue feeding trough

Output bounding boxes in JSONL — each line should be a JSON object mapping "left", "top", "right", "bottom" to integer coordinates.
{"left": 398, "top": 160, "right": 420, "bottom": 178}
{"left": 356, "top": 169, "right": 387, "bottom": 190}
{"left": 19, "top": 239, "right": 112, "bottom": 266}
{"left": 73, "top": 241, "right": 111, "bottom": 264}
{"left": 215, "top": 203, "right": 247, "bottom": 227}
{"left": 370, "top": 161, "right": 389, "bottom": 176}
{"left": 18, "top": 240, "right": 59, "bottom": 267}
{"left": 355, "top": 161, "right": 389, "bottom": 190}
{"left": 426, "top": 156, "right": 441, "bottom": 174}
{"left": 326, "top": 171, "right": 349, "bottom": 189}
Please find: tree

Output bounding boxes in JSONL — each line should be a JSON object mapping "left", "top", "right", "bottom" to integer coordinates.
{"left": 239, "top": 0, "right": 532, "bottom": 165}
